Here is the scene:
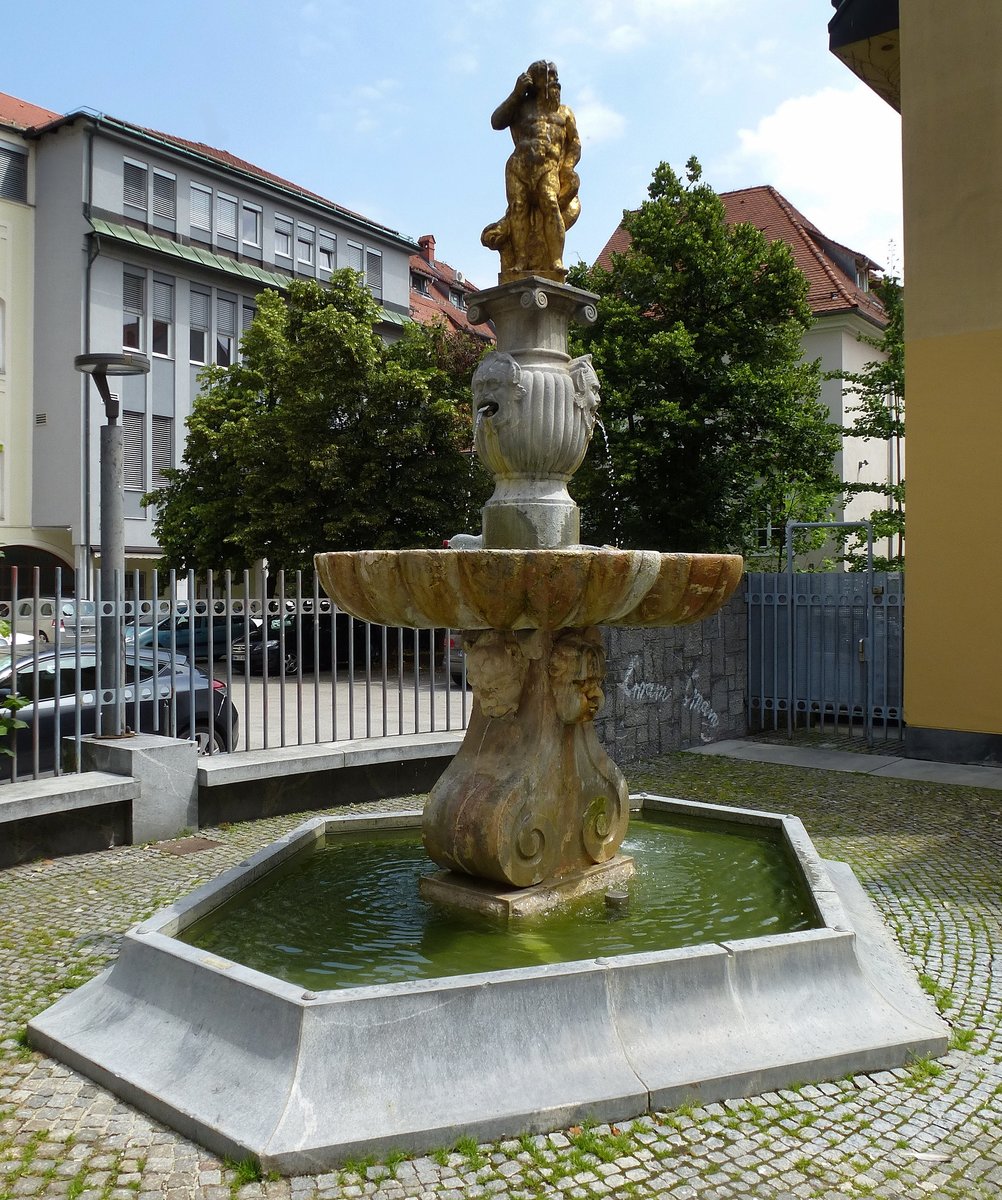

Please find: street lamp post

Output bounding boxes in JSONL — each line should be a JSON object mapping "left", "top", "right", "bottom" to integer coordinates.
{"left": 74, "top": 352, "right": 151, "bottom": 736}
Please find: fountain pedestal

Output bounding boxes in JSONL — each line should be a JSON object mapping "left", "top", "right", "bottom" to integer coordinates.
{"left": 420, "top": 626, "right": 632, "bottom": 905}
{"left": 315, "top": 274, "right": 743, "bottom": 914}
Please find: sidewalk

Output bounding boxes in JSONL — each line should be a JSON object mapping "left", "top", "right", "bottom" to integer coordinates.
{"left": 688, "top": 736, "right": 1002, "bottom": 790}
{"left": 1, "top": 743, "right": 1001, "bottom": 1200}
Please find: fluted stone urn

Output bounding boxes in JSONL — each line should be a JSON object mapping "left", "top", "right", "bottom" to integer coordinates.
{"left": 316, "top": 276, "right": 742, "bottom": 915}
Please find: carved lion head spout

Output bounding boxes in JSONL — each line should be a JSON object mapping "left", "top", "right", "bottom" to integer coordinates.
{"left": 465, "top": 629, "right": 531, "bottom": 718}
{"left": 472, "top": 352, "right": 524, "bottom": 431}
{"left": 549, "top": 628, "right": 606, "bottom": 724}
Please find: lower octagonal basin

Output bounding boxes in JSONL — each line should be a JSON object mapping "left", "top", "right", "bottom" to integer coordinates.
{"left": 28, "top": 796, "right": 948, "bottom": 1174}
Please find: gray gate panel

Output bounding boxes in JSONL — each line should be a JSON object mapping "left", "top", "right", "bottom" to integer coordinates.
{"left": 747, "top": 571, "right": 904, "bottom": 740}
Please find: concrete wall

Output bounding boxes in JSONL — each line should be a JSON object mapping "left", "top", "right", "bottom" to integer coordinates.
{"left": 899, "top": 3, "right": 1002, "bottom": 760}
{"left": 596, "top": 592, "right": 747, "bottom": 764}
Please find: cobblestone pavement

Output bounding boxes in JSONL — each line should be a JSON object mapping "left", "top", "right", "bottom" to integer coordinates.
{"left": 2, "top": 752, "right": 1001, "bottom": 1200}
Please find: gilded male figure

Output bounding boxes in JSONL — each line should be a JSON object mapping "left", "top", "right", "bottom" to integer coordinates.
{"left": 482, "top": 61, "right": 581, "bottom": 282}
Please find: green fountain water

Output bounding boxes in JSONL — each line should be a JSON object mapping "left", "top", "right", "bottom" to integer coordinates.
{"left": 180, "top": 813, "right": 819, "bottom": 990}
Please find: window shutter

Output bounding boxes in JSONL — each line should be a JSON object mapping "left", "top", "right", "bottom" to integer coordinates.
{"left": 190, "top": 185, "right": 212, "bottom": 230}
{"left": 153, "top": 280, "right": 173, "bottom": 322}
{"left": 123, "top": 272, "right": 145, "bottom": 313}
{"left": 217, "top": 296, "right": 236, "bottom": 335}
{"left": 123, "top": 161, "right": 147, "bottom": 209}
{"left": 152, "top": 172, "right": 176, "bottom": 220}
{"left": 122, "top": 412, "right": 145, "bottom": 490}
{"left": 346, "top": 243, "right": 364, "bottom": 274}
{"left": 151, "top": 416, "right": 173, "bottom": 487}
{"left": 366, "top": 250, "right": 383, "bottom": 298}
{"left": 217, "top": 196, "right": 238, "bottom": 238}
{"left": 190, "top": 289, "right": 210, "bottom": 329}
{"left": 0, "top": 147, "right": 27, "bottom": 202}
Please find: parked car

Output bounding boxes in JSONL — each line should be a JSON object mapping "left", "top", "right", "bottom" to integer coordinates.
{"left": 129, "top": 612, "right": 255, "bottom": 661}
{"left": 11, "top": 598, "right": 97, "bottom": 643}
{"left": 230, "top": 610, "right": 381, "bottom": 675}
{"left": 445, "top": 631, "right": 468, "bottom": 687}
{"left": 0, "top": 645, "right": 238, "bottom": 776}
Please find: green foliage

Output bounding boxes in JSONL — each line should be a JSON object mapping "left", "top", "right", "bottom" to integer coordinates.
{"left": 145, "top": 275, "right": 492, "bottom": 572}
{"left": 835, "top": 276, "right": 905, "bottom": 569}
{"left": 568, "top": 157, "right": 840, "bottom": 555}
{"left": 0, "top": 692, "right": 29, "bottom": 757}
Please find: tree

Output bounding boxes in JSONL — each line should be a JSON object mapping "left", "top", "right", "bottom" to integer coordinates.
{"left": 835, "top": 276, "right": 905, "bottom": 570}
{"left": 145, "top": 275, "right": 491, "bottom": 573}
{"left": 567, "top": 158, "right": 841, "bottom": 557}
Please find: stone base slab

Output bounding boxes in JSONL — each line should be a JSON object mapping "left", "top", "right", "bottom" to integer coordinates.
{"left": 28, "top": 798, "right": 949, "bottom": 1174}
{"left": 418, "top": 855, "right": 636, "bottom": 918}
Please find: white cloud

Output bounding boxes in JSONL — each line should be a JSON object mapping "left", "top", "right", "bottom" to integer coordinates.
{"left": 719, "top": 84, "right": 903, "bottom": 267}
{"left": 573, "top": 87, "right": 627, "bottom": 143}
{"left": 536, "top": 0, "right": 737, "bottom": 53}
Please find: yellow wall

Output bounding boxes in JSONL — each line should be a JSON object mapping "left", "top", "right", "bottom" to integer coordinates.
{"left": 900, "top": 3, "right": 1002, "bottom": 737}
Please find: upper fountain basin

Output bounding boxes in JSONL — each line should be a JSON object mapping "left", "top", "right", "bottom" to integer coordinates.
{"left": 314, "top": 548, "right": 742, "bottom": 631}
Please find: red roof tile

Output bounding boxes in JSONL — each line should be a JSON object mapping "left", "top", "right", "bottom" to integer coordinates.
{"left": 596, "top": 184, "right": 887, "bottom": 328}
{"left": 0, "top": 91, "right": 60, "bottom": 132}
{"left": 408, "top": 242, "right": 493, "bottom": 340}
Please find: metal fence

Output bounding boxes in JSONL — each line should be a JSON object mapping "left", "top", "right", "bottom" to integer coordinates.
{"left": 0, "top": 566, "right": 469, "bottom": 784}
{"left": 746, "top": 569, "right": 904, "bottom": 744}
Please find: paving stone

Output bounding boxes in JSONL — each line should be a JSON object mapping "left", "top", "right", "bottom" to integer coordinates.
{"left": 2, "top": 761, "right": 1001, "bottom": 1198}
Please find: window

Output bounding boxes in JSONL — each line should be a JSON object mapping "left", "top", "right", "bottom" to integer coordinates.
{"left": 152, "top": 279, "right": 174, "bottom": 357}
{"left": 412, "top": 273, "right": 430, "bottom": 296}
{"left": 366, "top": 249, "right": 383, "bottom": 300}
{"left": 216, "top": 295, "right": 236, "bottom": 366}
{"left": 123, "top": 159, "right": 147, "bottom": 212}
{"left": 275, "top": 215, "right": 293, "bottom": 259}
{"left": 151, "top": 415, "right": 173, "bottom": 488}
{"left": 240, "top": 303, "right": 255, "bottom": 362}
{"left": 217, "top": 194, "right": 238, "bottom": 239}
{"left": 0, "top": 143, "right": 27, "bottom": 203}
{"left": 123, "top": 271, "right": 145, "bottom": 350}
{"left": 242, "top": 203, "right": 262, "bottom": 247}
{"left": 450, "top": 289, "right": 465, "bottom": 309}
{"left": 151, "top": 170, "right": 176, "bottom": 222}
{"left": 296, "top": 224, "right": 315, "bottom": 267}
{"left": 190, "top": 184, "right": 212, "bottom": 234}
{"left": 123, "top": 412, "right": 145, "bottom": 491}
{"left": 346, "top": 241, "right": 364, "bottom": 276}
{"left": 318, "top": 232, "right": 336, "bottom": 273}
{"left": 189, "top": 289, "right": 210, "bottom": 363}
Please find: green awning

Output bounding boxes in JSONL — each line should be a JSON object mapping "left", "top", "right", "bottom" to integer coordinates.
{"left": 89, "top": 218, "right": 410, "bottom": 326}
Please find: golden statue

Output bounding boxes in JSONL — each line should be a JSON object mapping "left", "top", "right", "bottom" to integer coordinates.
{"left": 482, "top": 61, "right": 581, "bottom": 284}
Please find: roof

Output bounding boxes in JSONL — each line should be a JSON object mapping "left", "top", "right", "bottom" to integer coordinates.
{"left": 409, "top": 245, "right": 494, "bottom": 340}
{"left": 0, "top": 91, "right": 60, "bottom": 133}
{"left": 596, "top": 184, "right": 887, "bottom": 328}
{"left": 9, "top": 90, "right": 415, "bottom": 250}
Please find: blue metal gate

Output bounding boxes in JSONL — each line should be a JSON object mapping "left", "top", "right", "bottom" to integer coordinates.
{"left": 746, "top": 570, "right": 904, "bottom": 743}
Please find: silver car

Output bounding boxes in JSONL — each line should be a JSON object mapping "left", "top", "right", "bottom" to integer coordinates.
{"left": 11, "top": 598, "right": 97, "bottom": 643}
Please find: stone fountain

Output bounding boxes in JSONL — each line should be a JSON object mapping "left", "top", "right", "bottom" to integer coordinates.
{"left": 315, "top": 59, "right": 741, "bottom": 914}
{"left": 27, "top": 62, "right": 948, "bottom": 1172}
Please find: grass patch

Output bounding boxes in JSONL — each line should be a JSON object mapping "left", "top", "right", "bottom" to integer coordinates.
{"left": 904, "top": 1055, "right": 945, "bottom": 1086}
{"left": 949, "top": 1026, "right": 978, "bottom": 1052}
{"left": 224, "top": 1156, "right": 263, "bottom": 1194}
{"left": 453, "top": 1134, "right": 487, "bottom": 1170}
{"left": 567, "top": 1121, "right": 633, "bottom": 1163}
{"left": 918, "top": 973, "right": 955, "bottom": 1014}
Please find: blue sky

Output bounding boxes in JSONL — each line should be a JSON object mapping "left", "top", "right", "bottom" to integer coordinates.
{"left": 5, "top": 0, "right": 902, "bottom": 286}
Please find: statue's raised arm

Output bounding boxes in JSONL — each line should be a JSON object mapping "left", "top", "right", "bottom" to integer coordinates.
{"left": 481, "top": 61, "right": 581, "bottom": 284}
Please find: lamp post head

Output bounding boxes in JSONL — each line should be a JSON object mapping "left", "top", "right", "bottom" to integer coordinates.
{"left": 75, "top": 352, "right": 151, "bottom": 422}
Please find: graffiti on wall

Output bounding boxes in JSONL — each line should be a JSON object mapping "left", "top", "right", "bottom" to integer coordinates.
{"left": 619, "top": 657, "right": 721, "bottom": 735}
